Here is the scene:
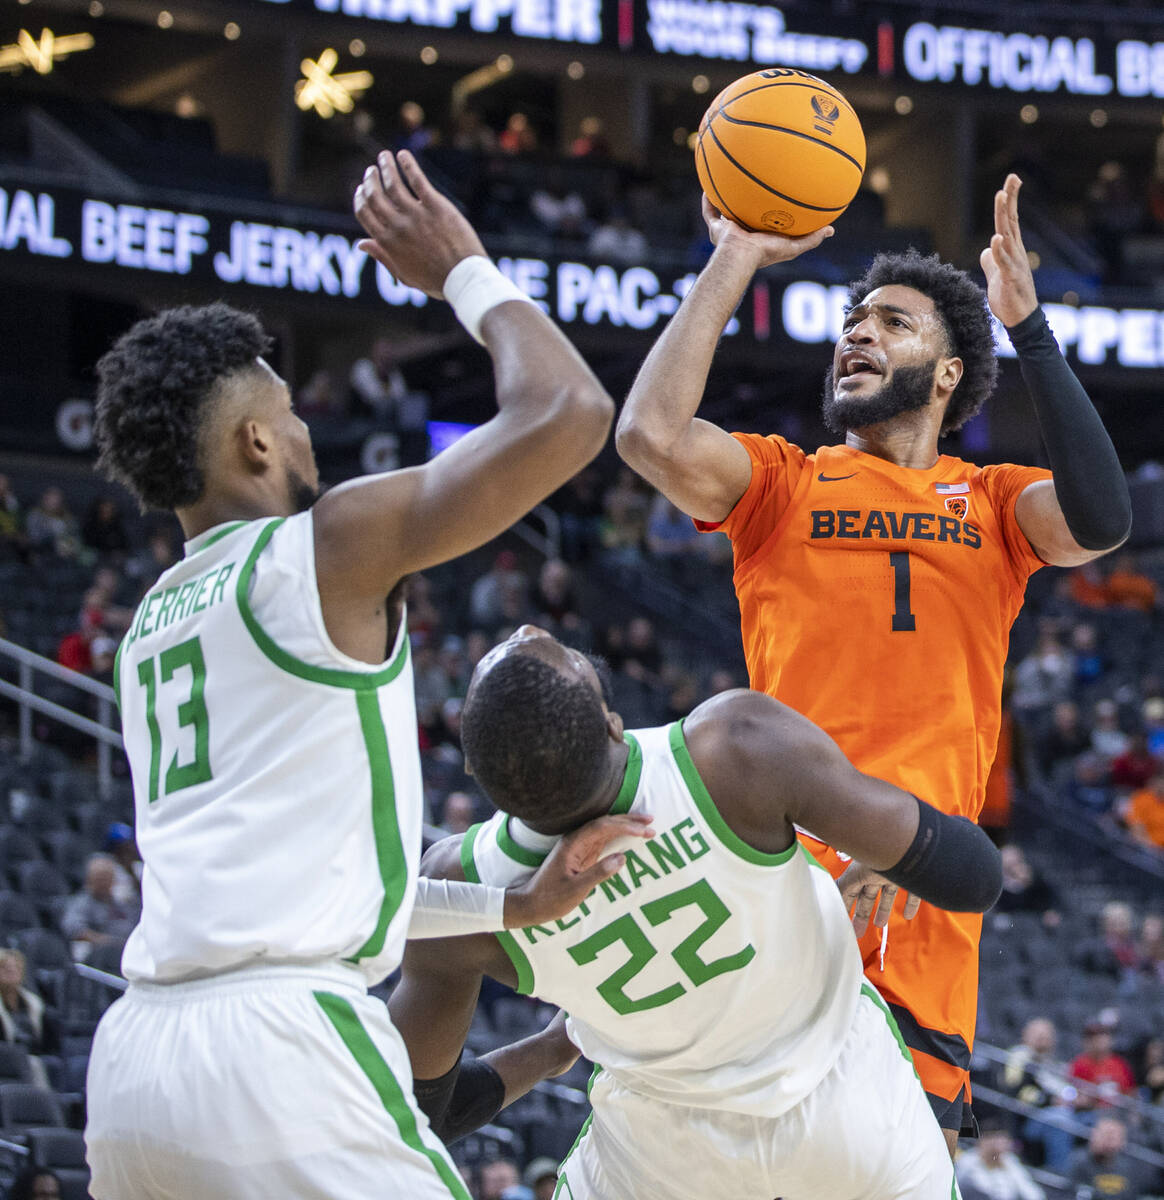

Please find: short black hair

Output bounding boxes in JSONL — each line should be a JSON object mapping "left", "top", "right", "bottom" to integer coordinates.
{"left": 461, "top": 653, "right": 608, "bottom": 827}
{"left": 847, "top": 250, "right": 998, "bottom": 434}
{"left": 94, "top": 303, "right": 272, "bottom": 510}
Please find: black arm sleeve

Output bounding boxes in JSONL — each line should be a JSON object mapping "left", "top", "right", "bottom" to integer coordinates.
{"left": 1006, "top": 307, "right": 1131, "bottom": 551}
{"left": 414, "top": 1055, "right": 507, "bottom": 1145}
{"left": 881, "top": 797, "right": 1002, "bottom": 913}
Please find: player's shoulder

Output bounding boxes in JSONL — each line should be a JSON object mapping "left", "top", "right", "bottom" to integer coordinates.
{"left": 419, "top": 834, "right": 468, "bottom": 883}
{"left": 733, "top": 430, "right": 808, "bottom": 467}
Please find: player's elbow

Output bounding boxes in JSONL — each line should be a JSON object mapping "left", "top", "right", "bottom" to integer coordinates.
{"left": 616, "top": 409, "right": 678, "bottom": 475}
{"left": 556, "top": 382, "right": 615, "bottom": 456}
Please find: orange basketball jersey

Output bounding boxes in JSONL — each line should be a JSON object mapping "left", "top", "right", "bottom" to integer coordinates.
{"left": 697, "top": 434, "right": 1050, "bottom": 1102}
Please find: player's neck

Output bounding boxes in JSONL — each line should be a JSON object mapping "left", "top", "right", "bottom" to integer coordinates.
{"left": 843, "top": 418, "right": 941, "bottom": 470}
{"left": 177, "top": 486, "right": 296, "bottom": 542}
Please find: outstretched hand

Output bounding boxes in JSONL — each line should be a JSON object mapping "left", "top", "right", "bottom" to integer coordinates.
{"left": 703, "top": 195, "right": 834, "bottom": 271}
{"left": 504, "top": 812, "right": 655, "bottom": 929}
{"left": 837, "top": 861, "right": 921, "bottom": 939}
{"left": 979, "top": 173, "right": 1039, "bottom": 329}
{"left": 354, "top": 150, "right": 486, "bottom": 298}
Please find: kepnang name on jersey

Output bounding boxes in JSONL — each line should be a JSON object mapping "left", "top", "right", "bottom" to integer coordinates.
{"left": 809, "top": 508, "right": 982, "bottom": 548}
{"left": 516, "top": 816, "right": 711, "bottom": 946}
{"left": 123, "top": 562, "right": 236, "bottom": 651}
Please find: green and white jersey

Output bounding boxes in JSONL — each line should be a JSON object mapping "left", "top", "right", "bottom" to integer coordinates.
{"left": 462, "top": 722, "right": 864, "bottom": 1117}
{"left": 116, "top": 515, "right": 421, "bottom": 986}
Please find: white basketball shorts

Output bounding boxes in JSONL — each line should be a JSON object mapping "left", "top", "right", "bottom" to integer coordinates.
{"left": 555, "top": 985, "right": 960, "bottom": 1200}
{"left": 86, "top": 962, "right": 470, "bottom": 1200}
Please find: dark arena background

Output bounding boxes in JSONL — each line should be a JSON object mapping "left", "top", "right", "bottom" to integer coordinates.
{"left": 3, "top": 0, "right": 1164, "bottom": 1195}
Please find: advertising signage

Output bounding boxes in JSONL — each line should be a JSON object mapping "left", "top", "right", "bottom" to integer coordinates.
{"left": 5, "top": 183, "right": 1164, "bottom": 368}
{"left": 248, "top": 0, "right": 1164, "bottom": 98}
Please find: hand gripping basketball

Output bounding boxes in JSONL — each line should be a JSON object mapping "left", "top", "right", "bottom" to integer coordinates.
{"left": 703, "top": 194, "right": 834, "bottom": 271}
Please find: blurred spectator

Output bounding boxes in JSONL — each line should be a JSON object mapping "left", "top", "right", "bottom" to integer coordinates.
{"left": 413, "top": 634, "right": 454, "bottom": 741}
{"left": 1139, "top": 1036, "right": 1164, "bottom": 1103}
{"left": 1067, "top": 1117, "right": 1154, "bottom": 1199}
{"left": 439, "top": 791, "right": 477, "bottom": 836}
{"left": 89, "top": 634, "right": 117, "bottom": 685}
{"left": 553, "top": 468, "right": 604, "bottom": 563}
{"left": 1136, "top": 914, "right": 1164, "bottom": 982}
{"left": 1124, "top": 774, "right": 1164, "bottom": 850}
{"left": 1075, "top": 903, "right": 1140, "bottom": 981}
{"left": 56, "top": 626, "right": 96, "bottom": 674}
{"left": 498, "top": 113, "right": 537, "bottom": 155}
{"left": 1087, "top": 162, "right": 1145, "bottom": 285}
{"left": 1069, "top": 622, "right": 1104, "bottom": 686}
{"left": 81, "top": 496, "right": 130, "bottom": 560}
{"left": 0, "top": 474, "right": 25, "bottom": 559}
{"left": 570, "top": 116, "right": 611, "bottom": 159}
{"left": 1069, "top": 1018, "right": 1136, "bottom": 1111}
{"left": 1066, "top": 752, "right": 1115, "bottom": 817}
{"left": 615, "top": 616, "right": 662, "bottom": 685}
{"left": 25, "top": 487, "right": 82, "bottom": 561}
{"left": 451, "top": 108, "right": 497, "bottom": 154}
{"left": 522, "top": 1157, "right": 558, "bottom": 1200}
{"left": 350, "top": 337, "right": 409, "bottom": 424}
{"left": 1144, "top": 697, "right": 1164, "bottom": 758}
{"left": 599, "top": 469, "right": 648, "bottom": 564}
{"left": 1105, "top": 551, "right": 1157, "bottom": 613}
{"left": 533, "top": 559, "right": 590, "bottom": 646}
{"left": 1036, "top": 700, "right": 1091, "bottom": 779}
{"left": 82, "top": 570, "right": 135, "bottom": 635}
{"left": 480, "top": 1156, "right": 521, "bottom": 1200}
{"left": 104, "top": 822, "right": 142, "bottom": 905}
{"left": 393, "top": 101, "right": 435, "bottom": 153}
{"left": 995, "top": 845, "right": 1061, "bottom": 927}
{"left": 665, "top": 671, "right": 700, "bottom": 724}
{"left": 530, "top": 171, "right": 588, "bottom": 243}
{"left": 5, "top": 1167, "right": 62, "bottom": 1200}
{"left": 1090, "top": 699, "right": 1130, "bottom": 764}
{"left": 587, "top": 210, "right": 649, "bottom": 265}
{"left": 406, "top": 574, "right": 442, "bottom": 641}
{"left": 1111, "top": 731, "right": 1159, "bottom": 791}
{"left": 1001, "top": 1017, "right": 1074, "bottom": 1171}
{"left": 1012, "top": 630, "right": 1074, "bottom": 719}
{"left": 955, "top": 1113, "right": 1045, "bottom": 1199}
{"left": 645, "top": 493, "right": 700, "bottom": 560}
{"left": 1069, "top": 561, "right": 1110, "bottom": 609}
{"left": 61, "top": 854, "right": 140, "bottom": 956}
{"left": 0, "top": 949, "right": 59, "bottom": 1063}
{"left": 296, "top": 369, "right": 348, "bottom": 421}
{"left": 470, "top": 551, "right": 528, "bottom": 630}
{"left": 126, "top": 528, "right": 178, "bottom": 593}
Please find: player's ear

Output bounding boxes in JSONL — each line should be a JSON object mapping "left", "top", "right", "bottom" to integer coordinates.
{"left": 606, "top": 710, "right": 623, "bottom": 742}
{"left": 938, "top": 356, "right": 963, "bottom": 395}
{"left": 236, "top": 418, "right": 273, "bottom": 472}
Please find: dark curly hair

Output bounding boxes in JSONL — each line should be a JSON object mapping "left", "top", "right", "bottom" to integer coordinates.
{"left": 462, "top": 653, "right": 609, "bottom": 829}
{"left": 94, "top": 303, "right": 272, "bottom": 510}
{"left": 847, "top": 249, "right": 999, "bottom": 434}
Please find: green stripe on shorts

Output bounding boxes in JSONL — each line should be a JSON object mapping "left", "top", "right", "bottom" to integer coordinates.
{"left": 861, "top": 981, "right": 917, "bottom": 1077}
{"left": 314, "top": 991, "right": 471, "bottom": 1199}
{"left": 553, "top": 1064, "right": 600, "bottom": 1199}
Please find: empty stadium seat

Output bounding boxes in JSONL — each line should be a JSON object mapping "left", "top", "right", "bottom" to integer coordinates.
{"left": 0, "top": 892, "right": 40, "bottom": 934}
{"left": 0, "top": 1083, "right": 64, "bottom": 1131}
{"left": 23, "top": 1126, "right": 90, "bottom": 1200}
{"left": 0, "top": 1044, "right": 32, "bottom": 1085}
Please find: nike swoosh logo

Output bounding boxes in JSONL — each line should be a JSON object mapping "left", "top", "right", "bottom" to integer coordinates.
{"left": 818, "top": 472, "right": 857, "bottom": 482}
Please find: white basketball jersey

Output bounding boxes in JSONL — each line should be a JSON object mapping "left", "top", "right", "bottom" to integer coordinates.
{"left": 463, "top": 723, "right": 864, "bottom": 1117}
{"left": 115, "top": 515, "right": 422, "bottom": 985}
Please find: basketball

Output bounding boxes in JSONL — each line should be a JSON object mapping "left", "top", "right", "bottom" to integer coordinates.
{"left": 695, "top": 68, "right": 866, "bottom": 236}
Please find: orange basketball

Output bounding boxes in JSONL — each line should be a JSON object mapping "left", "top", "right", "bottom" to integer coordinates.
{"left": 695, "top": 69, "right": 866, "bottom": 236}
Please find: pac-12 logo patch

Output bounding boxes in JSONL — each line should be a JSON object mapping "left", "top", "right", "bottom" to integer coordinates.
{"left": 944, "top": 496, "right": 969, "bottom": 519}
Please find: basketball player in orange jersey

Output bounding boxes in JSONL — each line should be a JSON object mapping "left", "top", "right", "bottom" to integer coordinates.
{"left": 617, "top": 174, "right": 1132, "bottom": 1154}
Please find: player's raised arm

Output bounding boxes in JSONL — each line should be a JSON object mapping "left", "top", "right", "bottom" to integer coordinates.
{"left": 683, "top": 689, "right": 1002, "bottom": 914}
{"left": 313, "top": 150, "right": 613, "bottom": 605}
{"left": 616, "top": 198, "right": 832, "bottom": 524}
{"left": 982, "top": 174, "right": 1131, "bottom": 566}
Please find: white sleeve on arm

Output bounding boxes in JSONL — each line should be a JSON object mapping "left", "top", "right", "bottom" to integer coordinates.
{"left": 407, "top": 877, "right": 507, "bottom": 939}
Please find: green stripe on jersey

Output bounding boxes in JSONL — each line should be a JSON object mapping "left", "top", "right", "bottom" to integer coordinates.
{"left": 352, "top": 690, "right": 407, "bottom": 960}
{"left": 185, "top": 520, "right": 250, "bottom": 555}
{"left": 497, "top": 818, "right": 547, "bottom": 868}
{"left": 611, "top": 733, "right": 642, "bottom": 814}
{"left": 462, "top": 824, "right": 536, "bottom": 994}
{"left": 236, "top": 518, "right": 410, "bottom": 689}
{"left": 669, "top": 721, "right": 797, "bottom": 866}
{"left": 313, "top": 991, "right": 471, "bottom": 1199}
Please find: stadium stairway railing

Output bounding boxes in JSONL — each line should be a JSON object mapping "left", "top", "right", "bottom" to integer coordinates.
{"left": 0, "top": 639, "right": 119, "bottom": 799}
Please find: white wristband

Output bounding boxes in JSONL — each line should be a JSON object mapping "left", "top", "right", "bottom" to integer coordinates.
{"left": 443, "top": 255, "right": 535, "bottom": 346}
